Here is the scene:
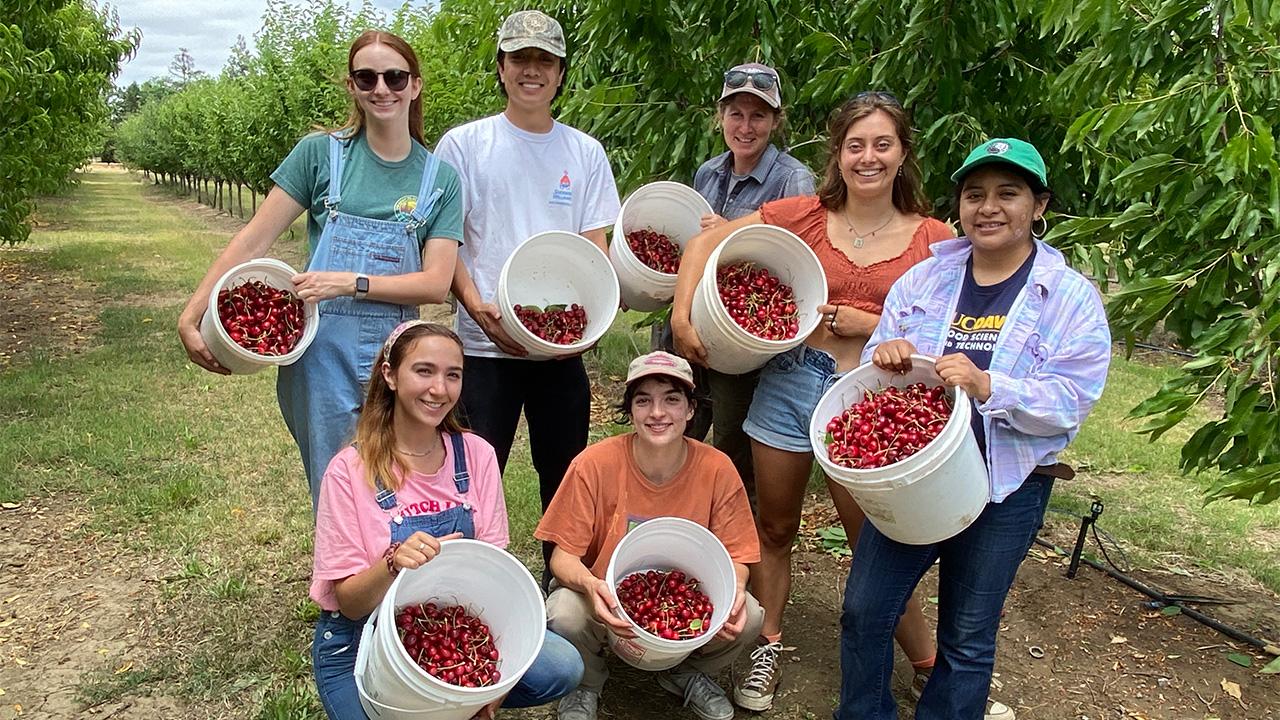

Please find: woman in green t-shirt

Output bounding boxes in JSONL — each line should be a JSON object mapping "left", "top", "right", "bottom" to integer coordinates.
{"left": 177, "top": 31, "right": 464, "bottom": 510}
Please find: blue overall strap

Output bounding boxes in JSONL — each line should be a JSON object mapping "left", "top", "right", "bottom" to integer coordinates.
{"left": 409, "top": 152, "right": 443, "bottom": 226}
{"left": 372, "top": 473, "right": 397, "bottom": 511}
{"left": 325, "top": 134, "right": 345, "bottom": 211}
{"left": 449, "top": 432, "right": 469, "bottom": 493}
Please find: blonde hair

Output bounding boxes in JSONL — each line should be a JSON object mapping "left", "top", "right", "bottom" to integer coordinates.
{"left": 354, "top": 323, "right": 466, "bottom": 491}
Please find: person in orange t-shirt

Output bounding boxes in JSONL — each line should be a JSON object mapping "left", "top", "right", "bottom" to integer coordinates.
{"left": 535, "top": 351, "right": 763, "bottom": 720}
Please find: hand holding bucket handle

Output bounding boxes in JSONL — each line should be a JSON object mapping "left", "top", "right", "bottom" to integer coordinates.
{"left": 871, "top": 338, "right": 918, "bottom": 373}
{"left": 934, "top": 353, "right": 992, "bottom": 403}
{"left": 593, "top": 579, "right": 637, "bottom": 638}
{"left": 392, "top": 531, "right": 464, "bottom": 572}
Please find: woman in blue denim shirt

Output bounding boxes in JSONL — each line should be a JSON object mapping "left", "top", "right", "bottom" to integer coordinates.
{"left": 838, "top": 139, "right": 1111, "bottom": 720}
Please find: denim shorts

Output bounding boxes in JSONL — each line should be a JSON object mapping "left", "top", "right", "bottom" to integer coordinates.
{"left": 743, "top": 345, "right": 841, "bottom": 453}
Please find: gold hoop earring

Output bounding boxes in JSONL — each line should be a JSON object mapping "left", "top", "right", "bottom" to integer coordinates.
{"left": 1032, "top": 216, "right": 1048, "bottom": 239}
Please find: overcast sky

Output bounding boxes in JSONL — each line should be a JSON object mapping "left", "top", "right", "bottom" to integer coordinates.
{"left": 111, "top": 0, "right": 415, "bottom": 87}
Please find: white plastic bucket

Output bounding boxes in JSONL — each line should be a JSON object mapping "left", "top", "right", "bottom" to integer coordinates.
{"left": 603, "top": 517, "right": 737, "bottom": 671}
{"left": 495, "top": 231, "right": 620, "bottom": 360}
{"left": 355, "top": 539, "right": 547, "bottom": 720}
{"left": 809, "top": 354, "right": 989, "bottom": 545}
{"left": 198, "top": 258, "right": 319, "bottom": 375}
{"left": 689, "top": 224, "right": 827, "bottom": 375}
{"left": 610, "top": 182, "right": 714, "bottom": 311}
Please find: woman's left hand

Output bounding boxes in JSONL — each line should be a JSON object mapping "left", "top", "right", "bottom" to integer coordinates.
{"left": 935, "top": 353, "right": 992, "bottom": 403}
{"left": 715, "top": 587, "right": 748, "bottom": 641}
{"left": 393, "top": 531, "right": 464, "bottom": 571}
{"left": 292, "top": 271, "right": 357, "bottom": 303}
{"left": 817, "top": 304, "right": 878, "bottom": 339}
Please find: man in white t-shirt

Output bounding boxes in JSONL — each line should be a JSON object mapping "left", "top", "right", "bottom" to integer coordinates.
{"left": 436, "top": 9, "right": 621, "bottom": 585}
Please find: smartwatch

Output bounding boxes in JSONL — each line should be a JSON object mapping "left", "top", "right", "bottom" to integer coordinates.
{"left": 353, "top": 274, "right": 370, "bottom": 300}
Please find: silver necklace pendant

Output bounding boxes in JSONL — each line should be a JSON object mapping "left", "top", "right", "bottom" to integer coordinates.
{"left": 853, "top": 235, "right": 864, "bottom": 249}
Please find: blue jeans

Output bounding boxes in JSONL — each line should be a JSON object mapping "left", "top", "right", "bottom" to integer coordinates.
{"left": 314, "top": 612, "right": 584, "bottom": 719}
{"left": 836, "top": 474, "right": 1054, "bottom": 720}
{"left": 742, "top": 344, "right": 839, "bottom": 453}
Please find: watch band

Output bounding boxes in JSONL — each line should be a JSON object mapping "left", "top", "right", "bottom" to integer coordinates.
{"left": 354, "top": 274, "right": 370, "bottom": 300}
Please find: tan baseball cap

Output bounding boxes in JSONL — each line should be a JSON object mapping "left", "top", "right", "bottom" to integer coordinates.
{"left": 626, "top": 351, "right": 695, "bottom": 390}
{"left": 497, "top": 10, "right": 567, "bottom": 58}
{"left": 719, "top": 62, "right": 782, "bottom": 109}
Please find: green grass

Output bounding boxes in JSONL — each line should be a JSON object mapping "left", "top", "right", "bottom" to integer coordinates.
{"left": 1055, "top": 355, "right": 1280, "bottom": 591}
{"left": 3, "top": 168, "right": 1277, "bottom": 718}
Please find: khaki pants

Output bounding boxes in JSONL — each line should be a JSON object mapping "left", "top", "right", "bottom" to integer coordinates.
{"left": 547, "top": 586, "right": 766, "bottom": 693}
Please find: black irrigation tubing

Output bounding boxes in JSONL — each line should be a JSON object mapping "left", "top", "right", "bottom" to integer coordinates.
{"left": 1128, "top": 341, "right": 1197, "bottom": 358}
{"left": 1032, "top": 536, "right": 1280, "bottom": 656}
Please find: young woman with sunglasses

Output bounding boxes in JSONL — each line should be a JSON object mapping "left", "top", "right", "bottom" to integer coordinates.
{"left": 839, "top": 139, "right": 1110, "bottom": 720}
{"left": 672, "top": 93, "right": 949, "bottom": 712}
{"left": 177, "top": 31, "right": 464, "bottom": 510}
{"left": 311, "top": 321, "right": 583, "bottom": 719}
{"left": 660, "top": 62, "right": 815, "bottom": 498}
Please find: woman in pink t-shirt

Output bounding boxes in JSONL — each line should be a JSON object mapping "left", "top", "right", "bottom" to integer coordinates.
{"left": 310, "top": 321, "right": 582, "bottom": 719}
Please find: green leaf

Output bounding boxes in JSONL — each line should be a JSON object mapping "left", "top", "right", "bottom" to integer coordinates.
{"left": 1160, "top": 605, "right": 1182, "bottom": 616}
{"left": 1226, "top": 652, "right": 1253, "bottom": 668}
{"left": 1262, "top": 655, "right": 1280, "bottom": 674}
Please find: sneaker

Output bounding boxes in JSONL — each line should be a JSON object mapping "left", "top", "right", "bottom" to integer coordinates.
{"left": 657, "top": 669, "right": 734, "bottom": 720}
{"left": 732, "top": 637, "right": 782, "bottom": 711}
{"left": 910, "top": 669, "right": 1015, "bottom": 720}
{"left": 985, "top": 700, "right": 1016, "bottom": 720}
{"left": 910, "top": 667, "right": 931, "bottom": 700}
{"left": 557, "top": 687, "right": 599, "bottom": 720}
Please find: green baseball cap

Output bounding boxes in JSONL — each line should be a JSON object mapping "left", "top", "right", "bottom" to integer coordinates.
{"left": 951, "top": 138, "right": 1049, "bottom": 190}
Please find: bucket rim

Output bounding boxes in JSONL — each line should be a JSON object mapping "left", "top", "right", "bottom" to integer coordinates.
{"left": 810, "top": 354, "right": 974, "bottom": 479}
{"left": 379, "top": 538, "right": 547, "bottom": 697}
{"left": 703, "top": 224, "right": 826, "bottom": 347}
{"left": 498, "top": 231, "right": 620, "bottom": 356}
{"left": 204, "top": 258, "right": 318, "bottom": 370}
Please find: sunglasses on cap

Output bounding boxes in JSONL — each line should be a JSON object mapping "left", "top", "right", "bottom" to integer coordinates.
{"left": 853, "top": 90, "right": 901, "bottom": 107}
{"left": 724, "top": 69, "right": 778, "bottom": 92}
{"left": 349, "top": 68, "right": 413, "bottom": 92}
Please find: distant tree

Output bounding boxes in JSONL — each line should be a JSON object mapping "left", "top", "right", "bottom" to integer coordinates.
{"left": 169, "top": 47, "right": 205, "bottom": 84}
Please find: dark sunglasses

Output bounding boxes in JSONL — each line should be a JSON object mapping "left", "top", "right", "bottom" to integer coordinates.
{"left": 349, "top": 68, "right": 413, "bottom": 92}
{"left": 853, "top": 90, "right": 902, "bottom": 107}
{"left": 724, "top": 69, "right": 778, "bottom": 92}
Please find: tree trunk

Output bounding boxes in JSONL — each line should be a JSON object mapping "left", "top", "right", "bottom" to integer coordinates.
{"left": 251, "top": 188, "right": 258, "bottom": 216}
{"left": 237, "top": 184, "right": 244, "bottom": 219}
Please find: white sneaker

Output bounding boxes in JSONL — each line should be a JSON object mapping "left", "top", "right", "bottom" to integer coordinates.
{"left": 911, "top": 668, "right": 1015, "bottom": 720}
{"left": 732, "top": 637, "right": 782, "bottom": 711}
{"left": 557, "top": 687, "right": 599, "bottom": 720}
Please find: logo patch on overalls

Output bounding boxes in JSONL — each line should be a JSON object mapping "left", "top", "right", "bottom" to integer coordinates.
{"left": 549, "top": 171, "right": 573, "bottom": 206}
{"left": 393, "top": 195, "right": 417, "bottom": 222}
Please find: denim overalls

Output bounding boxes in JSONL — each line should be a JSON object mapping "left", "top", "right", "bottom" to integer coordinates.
{"left": 278, "top": 135, "right": 444, "bottom": 509}
{"left": 313, "top": 432, "right": 474, "bottom": 719}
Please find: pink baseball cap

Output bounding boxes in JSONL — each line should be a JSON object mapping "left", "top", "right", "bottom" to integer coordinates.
{"left": 626, "top": 351, "right": 695, "bottom": 390}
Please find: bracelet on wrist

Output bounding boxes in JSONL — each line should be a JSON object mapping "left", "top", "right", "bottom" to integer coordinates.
{"left": 384, "top": 542, "right": 402, "bottom": 576}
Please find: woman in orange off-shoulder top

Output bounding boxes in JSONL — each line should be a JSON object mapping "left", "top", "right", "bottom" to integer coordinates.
{"left": 672, "top": 92, "right": 950, "bottom": 712}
